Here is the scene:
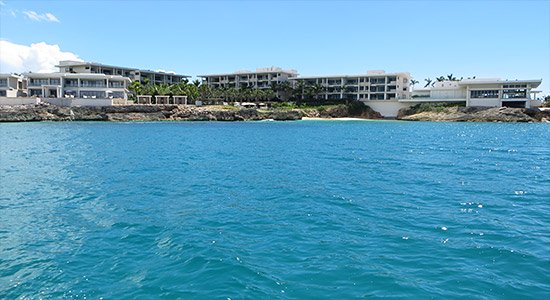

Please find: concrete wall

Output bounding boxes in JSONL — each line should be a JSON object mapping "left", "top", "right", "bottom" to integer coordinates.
{"left": 363, "top": 100, "right": 413, "bottom": 118}
{"left": 42, "top": 98, "right": 113, "bottom": 107}
{"left": 431, "top": 89, "right": 467, "bottom": 99}
{"left": 527, "top": 100, "right": 542, "bottom": 108}
{"left": 112, "top": 98, "right": 128, "bottom": 105}
{"left": 469, "top": 99, "right": 501, "bottom": 107}
{"left": 0, "top": 97, "right": 40, "bottom": 105}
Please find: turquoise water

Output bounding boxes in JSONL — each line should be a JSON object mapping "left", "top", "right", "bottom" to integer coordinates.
{"left": 1, "top": 120, "right": 549, "bottom": 299}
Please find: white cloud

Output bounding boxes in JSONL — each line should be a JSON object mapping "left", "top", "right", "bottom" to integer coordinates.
{"left": 23, "top": 10, "right": 59, "bottom": 22}
{"left": 0, "top": 40, "right": 83, "bottom": 73}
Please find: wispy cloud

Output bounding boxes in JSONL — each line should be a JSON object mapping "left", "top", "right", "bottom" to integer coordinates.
{"left": 0, "top": 1, "right": 5, "bottom": 6}
{"left": 23, "top": 10, "right": 60, "bottom": 23}
{"left": 0, "top": 40, "right": 82, "bottom": 73}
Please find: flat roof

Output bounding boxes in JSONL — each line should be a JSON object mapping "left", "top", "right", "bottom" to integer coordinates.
{"left": 292, "top": 72, "right": 410, "bottom": 80}
{"left": 24, "top": 72, "right": 131, "bottom": 81}
{"left": 0, "top": 73, "right": 25, "bottom": 79}
{"left": 458, "top": 79, "right": 542, "bottom": 87}
{"left": 56, "top": 60, "right": 190, "bottom": 77}
{"left": 199, "top": 68, "right": 298, "bottom": 77}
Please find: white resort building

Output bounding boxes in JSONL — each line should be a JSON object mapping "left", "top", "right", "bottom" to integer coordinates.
{"left": 0, "top": 61, "right": 545, "bottom": 116}
{"left": 26, "top": 73, "right": 130, "bottom": 100}
{"left": 57, "top": 60, "right": 190, "bottom": 85}
{"left": 0, "top": 60, "right": 188, "bottom": 107}
{"left": 0, "top": 74, "right": 26, "bottom": 98}
{"left": 290, "top": 70, "right": 411, "bottom": 101}
{"left": 410, "top": 79, "right": 543, "bottom": 109}
{"left": 199, "top": 67, "right": 298, "bottom": 91}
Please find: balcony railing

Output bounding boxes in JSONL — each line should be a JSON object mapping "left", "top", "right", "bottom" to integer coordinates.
{"left": 81, "top": 83, "right": 106, "bottom": 87}
{"left": 29, "top": 81, "right": 49, "bottom": 87}
{"left": 109, "top": 82, "right": 125, "bottom": 88}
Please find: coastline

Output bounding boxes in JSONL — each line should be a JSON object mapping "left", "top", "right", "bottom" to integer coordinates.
{"left": 0, "top": 104, "right": 549, "bottom": 123}
{"left": 301, "top": 117, "right": 379, "bottom": 121}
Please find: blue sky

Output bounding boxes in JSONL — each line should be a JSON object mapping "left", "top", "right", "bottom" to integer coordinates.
{"left": 1, "top": 0, "right": 549, "bottom": 94}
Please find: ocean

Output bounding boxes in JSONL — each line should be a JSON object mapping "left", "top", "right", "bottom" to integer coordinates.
{"left": 1, "top": 120, "right": 549, "bottom": 299}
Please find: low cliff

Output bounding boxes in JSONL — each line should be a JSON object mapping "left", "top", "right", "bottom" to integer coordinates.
{"left": 299, "top": 103, "right": 383, "bottom": 119}
{"left": 0, "top": 103, "right": 384, "bottom": 123}
{"left": 397, "top": 105, "right": 550, "bottom": 122}
{"left": 0, "top": 104, "right": 303, "bottom": 122}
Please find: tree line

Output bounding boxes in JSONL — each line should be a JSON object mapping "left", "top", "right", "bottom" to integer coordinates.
{"left": 409, "top": 74, "right": 477, "bottom": 88}
{"left": 128, "top": 79, "right": 360, "bottom": 105}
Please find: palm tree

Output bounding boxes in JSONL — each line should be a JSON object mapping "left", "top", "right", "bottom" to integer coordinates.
{"left": 436, "top": 76, "right": 446, "bottom": 82}
{"left": 293, "top": 81, "right": 306, "bottom": 103}
{"left": 410, "top": 79, "right": 419, "bottom": 88}
{"left": 128, "top": 81, "right": 143, "bottom": 99}
{"left": 424, "top": 78, "right": 432, "bottom": 88}
{"left": 192, "top": 79, "right": 201, "bottom": 87}
{"left": 198, "top": 84, "right": 213, "bottom": 100}
{"left": 312, "top": 83, "right": 325, "bottom": 101}
{"left": 277, "top": 81, "right": 292, "bottom": 101}
{"left": 142, "top": 82, "right": 155, "bottom": 96}
{"left": 154, "top": 83, "right": 172, "bottom": 96}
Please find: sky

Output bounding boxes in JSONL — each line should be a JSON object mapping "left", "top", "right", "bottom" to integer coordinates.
{"left": 0, "top": 0, "right": 549, "bottom": 95}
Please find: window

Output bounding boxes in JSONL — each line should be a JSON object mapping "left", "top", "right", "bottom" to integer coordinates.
{"left": 29, "top": 89, "right": 42, "bottom": 96}
{"left": 502, "top": 89, "right": 527, "bottom": 99}
{"left": 470, "top": 90, "right": 499, "bottom": 98}
{"left": 81, "top": 80, "right": 106, "bottom": 87}
{"left": 64, "top": 79, "right": 79, "bottom": 87}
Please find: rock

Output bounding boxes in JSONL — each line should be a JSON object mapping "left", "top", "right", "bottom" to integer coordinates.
{"left": 0, "top": 104, "right": 307, "bottom": 122}
{"left": 397, "top": 105, "right": 545, "bottom": 122}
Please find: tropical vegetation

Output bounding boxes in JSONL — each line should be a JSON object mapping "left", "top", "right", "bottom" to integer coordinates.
{"left": 421, "top": 74, "right": 475, "bottom": 88}
{"left": 128, "top": 78, "right": 364, "bottom": 105}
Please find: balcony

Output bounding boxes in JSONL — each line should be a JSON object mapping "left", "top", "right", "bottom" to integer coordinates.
{"left": 64, "top": 80, "right": 79, "bottom": 87}
{"left": 109, "top": 82, "right": 125, "bottom": 88}
{"left": 29, "top": 81, "right": 49, "bottom": 87}
{"left": 81, "top": 81, "right": 106, "bottom": 88}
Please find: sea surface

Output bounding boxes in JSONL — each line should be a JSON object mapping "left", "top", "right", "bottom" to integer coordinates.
{"left": 0, "top": 120, "right": 549, "bottom": 299}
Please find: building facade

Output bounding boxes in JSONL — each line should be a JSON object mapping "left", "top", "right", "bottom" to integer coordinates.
{"left": 25, "top": 73, "right": 130, "bottom": 100}
{"left": 290, "top": 70, "right": 411, "bottom": 101}
{"left": 199, "top": 67, "right": 298, "bottom": 90}
{"left": 0, "top": 74, "right": 27, "bottom": 97}
{"left": 57, "top": 60, "right": 190, "bottom": 85}
{"left": 410, "top": 79, "right": 543, "bottom": 108}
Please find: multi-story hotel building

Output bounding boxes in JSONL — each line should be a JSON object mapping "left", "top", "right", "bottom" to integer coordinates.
{"left": 290, "top": 70, "right": 411, "bottom": 101}
{"left": 199, "top": 67, "right": 298, "bottom": 90}
{"left": 25, "top": 73, "right": 130, "bottom": 100}
{"left": 57, "top": 60, "right": 190, "bottom": 85}
{"left": 0, "top": 74, "right": 26, "bottom": 97}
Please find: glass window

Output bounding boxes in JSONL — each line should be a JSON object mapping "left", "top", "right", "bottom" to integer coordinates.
{"left": 470, "top": 90, "right": 499, "bottom": 98}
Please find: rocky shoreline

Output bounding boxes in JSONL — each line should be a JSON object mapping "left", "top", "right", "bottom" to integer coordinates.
{"left": 396, "top": 106, "right": 550, "bottom": 123}
{"left": 0, "top": 103, "right": 548, "bottom": 123}
{"left": 0, "top": 103, "right": 382, "bottom": 123}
